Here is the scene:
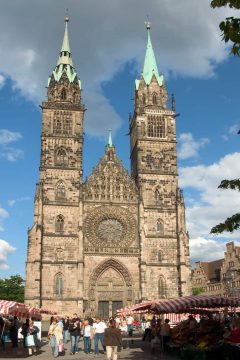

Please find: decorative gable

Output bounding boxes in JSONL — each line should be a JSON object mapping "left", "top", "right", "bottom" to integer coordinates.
{"left": 84, "top": 146, "right": 138, "bottom": 202}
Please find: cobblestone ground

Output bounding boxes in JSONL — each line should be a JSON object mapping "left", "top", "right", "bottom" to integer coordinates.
{"left": 0, "top": 335, "right": 180, "bottom": 360}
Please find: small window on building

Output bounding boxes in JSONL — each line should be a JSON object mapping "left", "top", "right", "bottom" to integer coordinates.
{"left": 61, "top": 89, "right": 67, "bottom": 100}
{"left": 155, "top": 189, "right": 162, "bottom": 202}
{"left": 157, "top": 250, "right": 162, "bottom": 263}
{"left": 55, "top": 274, "right": 63, "bottom": 296}
{"left": 152, "top": 93, "right": 157, "bottom": 105}
{"left": 55, "top": 147, "right": 68, "bottom": 166}
{"left": 156, "top": 219, "right": 164, "bottom": 234}
{"left": 55, "top": 215, "right": 64, "bottom": 232}
{"left": 158, "top": 276, "right": 167, "bottom": 298}
{"left": 142, "top": 94, "right": 146, "bottom": 105}
{"left": 56, "top": 181, "right": 66, "bottom": 200}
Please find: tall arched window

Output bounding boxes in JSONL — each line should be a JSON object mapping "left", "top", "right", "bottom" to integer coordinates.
{"left": 55, "top": 147, "right": 68, "bottom": 166}
{"left": 157, "top": 250, "right": 162, "bottom": 263}
{"left": 55, "top": 215, "right": 64, "bottom": 232}
{"left": 142, "top": 94, "right": 146, "bottom": 105}
{"left": 156, "top": 219, "right": 164, "bottom": 234}
{"left": 155, "top": 189, "right": 162, "bottom": 202}
{"left": 55, "top": 273, "right": 63, "bottom": 297}
{"left": 152, "top": 93, "right": 157, "bottom": 105}
{"left": 53, "top": 116, "right": 62, "bottom": 134}
{"left": 158, "top": 276, "right": 167, "bottom": 298}
{"left": 147, "top": 115, "right": 166, "bottom": 138}
{"left": 61, "top": 88, "right": 66, "bottom": 100}
{"left": 56, "top": 181, "right": 66, "bottom": 200}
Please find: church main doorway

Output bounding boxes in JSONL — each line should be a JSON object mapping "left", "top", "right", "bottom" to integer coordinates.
{"left": 98, "top": 300, "right": 123, "bottom": 318}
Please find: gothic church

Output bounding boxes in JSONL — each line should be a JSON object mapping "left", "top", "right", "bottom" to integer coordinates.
{"left": 25, "top": 17, "right": 191, "bottom": 317}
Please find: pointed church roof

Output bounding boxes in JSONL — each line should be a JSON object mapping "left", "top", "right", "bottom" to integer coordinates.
{"left": 57, "top": 16, "right": 73, "bottom": 67}
{"left": 48, "top": 16, "right": 81, "bottom": 88}
{"left": 135, "top": 22, "right": 164, "bottom": 90}
{"left": 107, "top": 130, "right": 113, "bottom": 147}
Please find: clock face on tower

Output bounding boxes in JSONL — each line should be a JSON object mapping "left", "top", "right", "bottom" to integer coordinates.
{"left": 84, "top": 205, "right": 137, "bottom": 247}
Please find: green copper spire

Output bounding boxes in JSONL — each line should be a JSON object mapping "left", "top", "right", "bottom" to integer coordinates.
{"left": 108, "top": 129, "right": 113, "bottom": 147}
{"left": 135, "top": 21, "right": 164, "bottom": 90}
{"left": 48, "top": 16, "right": 81, "bottom": 88}
{"left": 57, "top": 15, "right": 73, "bottom": 67}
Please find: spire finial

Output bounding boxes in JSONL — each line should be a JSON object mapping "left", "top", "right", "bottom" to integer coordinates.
{"left": 65, "top": 8, "right": 69, "bottom": 22}
{"left": 108, "top": 129, "right": 113, "bottom": 147}
{"left": 145, "top": 16, "right": 151, "bottom": 30}
{"left": 64, "top": 8, "right": 69, "bottom": 22}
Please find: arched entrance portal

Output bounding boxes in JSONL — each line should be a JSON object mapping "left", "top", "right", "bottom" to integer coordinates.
{"left": 89, "top": 259, "right": 133, "bottom": 318}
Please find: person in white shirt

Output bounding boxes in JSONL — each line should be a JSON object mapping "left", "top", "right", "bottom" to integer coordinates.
{"left": 93, "top": 317, "right": 107, "bottom": 355}
{"left": 126, "top": 315, "right": 134, "bottom": 335}
{"left": 83, "top": 319, "right": 93, "bottom": 354}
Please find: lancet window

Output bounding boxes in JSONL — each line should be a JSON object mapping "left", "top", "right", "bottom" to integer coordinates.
{"left": 56, "top": 181, "right": 66, "bottom": 200}
{"left": 147, "top": 115, "right": 165, "bottom": 138}
{"left": 61, "top": 88, "right": 67, "bottom": 100}
{"left": 55, "top": 273, "right": 63, "bottom": 297}
{"left": 55, "top": 215, "right": 64, "bottom": 232}
{"left": 152, "top": 93, "right": 157, "bottom": 105}
{"left": 53, "top": 111, "right": 72, "bottom": 135}
{"left": 156, "top": 219, "right": 164, "bottom": 234}
{"left": 155, "top": 189, "right": 162, "bottom": 203}
{"left": 55, "top": 147, "right": 68, "bottom": 166}
{"left": 158, "top": 276, "right": 167, "bottom": 298}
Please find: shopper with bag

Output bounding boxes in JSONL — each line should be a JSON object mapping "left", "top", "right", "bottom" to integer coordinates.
{"left": 24, "top": 320, "right": 40, "bottom": 356}
{"left": 48, "top": 318, "right": 63, "bottom": 358}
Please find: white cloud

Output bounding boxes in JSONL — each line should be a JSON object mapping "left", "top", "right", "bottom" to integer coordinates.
{"left": 0, "top": 147, "right": 24, "bottom": 162}
{"left": 0, "top": 129, "right": 22, "bottom": 145}
{"left": 8, "top": 197, "right": 31, "bottom": 207}
{"left": 178, "top": 133, "right": 210, "bottom": 160}
{"left": 0, "top": 208, "right": 8, "bottom": 219}
{"left": 0, "top": 239, "right": 16, "bottom": 270}
{"left": 190, "top": 237, "right": 226, "bottom": 263}
{"left": 0, "top": 74, "right": 5, "bottom": 89}
{"left": 179, "top": 152, "right": 240, "bottom": 240}
{"left": 221, "top": 123, "right": 240, "bottom": 141}
{"left": 0, "top": 0, "right": 233, "bottom": 136}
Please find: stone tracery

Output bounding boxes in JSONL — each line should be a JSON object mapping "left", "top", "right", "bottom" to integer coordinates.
{"left": 84, "top": 205, "right": 137, "bottom": 247}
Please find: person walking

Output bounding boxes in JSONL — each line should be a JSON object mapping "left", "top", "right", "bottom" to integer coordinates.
{"left": 69, "top": 317, "right": 81, "bottom": 355}
{"left": 62, "top": 316, "right": 69, "bottom": 344}
{"left": 83, "top": 319, "right": 93, "bottom": 354}
{"left": 48, "top": 317, "right": 63, "bottom": 358}
{"left": 93, "top": 317, "right": 107, "bottom": 356}
{"left": 104, "top": 320, "right": 122, "bottom": 360}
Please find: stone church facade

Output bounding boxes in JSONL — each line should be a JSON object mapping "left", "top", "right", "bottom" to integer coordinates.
{"left": 25, "top": 18, "right": 191, "bottom": 317}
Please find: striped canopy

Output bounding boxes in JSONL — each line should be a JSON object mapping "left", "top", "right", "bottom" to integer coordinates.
{"left": 116, "top": 295, "right": 240, "bottom": 316}
{"left": 0, "top": 300, "right": 41, "bottom": 318}
{"left": 151, "top": 295, "right": 240, "bottom": 314}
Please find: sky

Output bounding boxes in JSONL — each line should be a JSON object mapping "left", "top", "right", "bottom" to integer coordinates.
{"left": 1, "top": 0, "right": 240, "bottom": 277}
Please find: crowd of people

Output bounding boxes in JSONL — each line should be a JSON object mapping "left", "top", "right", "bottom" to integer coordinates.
{"left": 1, "top": 312, "right": 240, "bottom": 359}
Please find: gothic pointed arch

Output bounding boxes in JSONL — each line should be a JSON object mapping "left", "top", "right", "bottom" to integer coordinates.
{"left": 90, "top": 259, "right": 132, "bottom": 287}
{"left": 152, "top": 92, "right": 157, "bottom": 105}
{"left": 158, "top": 275, "right": 167, "bottom": 298}
{"left": 55, "top": 147, "right": 68, "bottom": 166}
{"left": 55, "top": 180, "right": 66, "bottom": 200}
{"left": 61, "top": 88, "right": 67, "bottom": 100}
{"left": 54, "top": 273, "right": 64, "bottom": 297}
{"left": 55, "top": 214, "right": 64, "bottom": 232}
{"left": 156, "top": 218, "right": 164, "bottom": 234}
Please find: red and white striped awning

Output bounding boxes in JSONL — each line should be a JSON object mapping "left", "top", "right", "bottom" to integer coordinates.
{"left": 0, "top": 300, "right": 41, "bottom": 318}
{"left": 151, "top": 295, "right": 240, "bottom": 314}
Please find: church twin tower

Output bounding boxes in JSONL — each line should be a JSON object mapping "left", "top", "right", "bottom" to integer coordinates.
{"left": 25, "top": 18, "right": 191, "bottom": 316}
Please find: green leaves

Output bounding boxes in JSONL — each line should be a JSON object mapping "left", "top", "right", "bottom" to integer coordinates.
{"left": 0, "top": 275, "right": 25, "bottom": 303}
{"left": 192, "top": 287, "right": 203, "bottom": 295}
{"left": 210, "top": 213, "right": 240, "bottom": 233}
{"left": 211, "top": 0, "right": 240, "bottom": 56}
{"left": 218, "top": 179, "right": 240, "bottom": 191}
